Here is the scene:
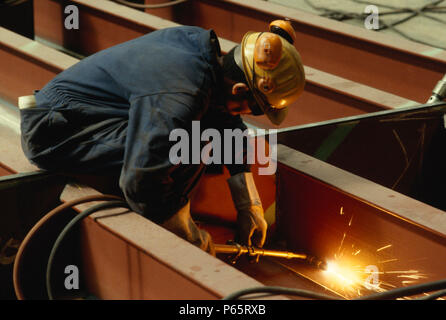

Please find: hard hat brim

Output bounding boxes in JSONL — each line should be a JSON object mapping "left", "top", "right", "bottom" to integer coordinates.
{"left": 265, "top": 106, "right": 288, "bottom": 125}
{"left": 250, "top": 86, "right": 288, "bottom": 125}
{"left": 250, "top": 87, "right": 288, "bottom": 125}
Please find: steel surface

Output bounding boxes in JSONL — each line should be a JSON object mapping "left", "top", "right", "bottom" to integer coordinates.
{"left": 0, "top": 163, "right": 14, "bottom": 177}
{"left": 0, "top": 27, "right": 77, "bottom": 105}
{"left": 276, "top": 144, "right": 446, "bottom": 298}
{"left": 69, "top": 186, "right": 288, "bottom": 300}
{"left": 0, "top": 171, "right": 66, "bottom": 299}
{"left": 276, "top": 102, "right": 446, "bottom": 212}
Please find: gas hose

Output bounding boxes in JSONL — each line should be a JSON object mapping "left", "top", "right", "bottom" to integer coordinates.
{"left": 222, "top": 278, "right": 446, "bottom": 300}
{"left": 46, "top": 200, "right": 129, "bottom": 300}
{"left": 13, "top": 194, "right": 124, "bottom": 300}
{"left": 114, "top": 0, "right": 188, "bottom": 9}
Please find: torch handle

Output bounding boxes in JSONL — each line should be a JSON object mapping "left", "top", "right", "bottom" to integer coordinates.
{"left": 214, "top": 243, "right": 307, "bottom": 260}
{"left": 214, "top": 243, "right": 327, "bottom": 270}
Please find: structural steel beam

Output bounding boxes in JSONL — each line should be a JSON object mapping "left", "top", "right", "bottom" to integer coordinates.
{"left": 69, "top": 187, "right": 279, "bottom": 300}
{"left": 0, "top": 27, "right": 77, "bottom": 105}
{"left": 32, "top": 0, "right": 418, "bottom": 129}
{"left": 275, "top": 102, "right": 446, "bottom": 212}
{"left": 0, "top": 104, "right": 37, "bottom": 173}
{"left": 276, "top": 144, "right": 446, "bottom": 298}
{"left": 0, "top": 163, "right": 14, "bottom": 177}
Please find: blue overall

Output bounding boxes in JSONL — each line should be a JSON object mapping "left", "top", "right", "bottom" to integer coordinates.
{"left": 20, "top": 27, "right": 249, "bottom": 223}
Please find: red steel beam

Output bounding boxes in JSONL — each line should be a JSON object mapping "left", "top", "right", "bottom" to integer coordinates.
{"left": 69, "top": 190, "right": 276, "bottom": 300}
{"left": 0, "top": 103, "right": 37, "bottom": 173}
{"left": 34, "top": 0, "right": 181, "bottom": 56}
{"left": 0, "top": 27, "right": 77, "bottom": 105}
{"left": 0, "top": 163, "right": 14, "bottom": 177}
{"left": 32, "top": 0, "right": 418, "bottom": 129}
{"left": 147, "top": 0, "right": 446, "bottom": 103}
{"left": 275, "top": 144, "right": 446, "bottom": 298}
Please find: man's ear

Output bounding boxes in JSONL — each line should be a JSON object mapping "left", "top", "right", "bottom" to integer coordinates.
{"left": 231, "top": 83, "right": 249, "bottom": 96}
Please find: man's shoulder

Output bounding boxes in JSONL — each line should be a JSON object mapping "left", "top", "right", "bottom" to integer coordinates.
{"left": 136, "top": 25, "right": 210, "bottom": 44}
{"left": 157, "top": 25, "right": 209, "bottom": 36}
{"left": 147, "top": 26, "right": 215, "bottom": 51}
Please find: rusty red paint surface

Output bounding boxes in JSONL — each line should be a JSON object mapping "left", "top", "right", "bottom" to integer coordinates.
{"left": 0, "top": 163, "right": 15, "bottom": 177}
{"left": 275, "top": 149, "right": 446, "bottom": 297}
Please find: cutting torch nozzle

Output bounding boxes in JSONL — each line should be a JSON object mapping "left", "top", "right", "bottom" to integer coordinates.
{"left": 214, "top": 243, "right": 327, "bottom": 270}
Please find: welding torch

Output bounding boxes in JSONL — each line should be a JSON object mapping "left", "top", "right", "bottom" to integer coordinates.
{"left": 214, "top": 242, "right": 327, "bottom": 270}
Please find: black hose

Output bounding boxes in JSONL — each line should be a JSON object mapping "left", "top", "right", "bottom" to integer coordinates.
{"left": 222, "top": 286, "right": 341, "bottom": 300}
{"left": 113, "top": 0, "right": 187, "bottom": 9}
{"left": 46, "top": 200, "right": 129, "bottom": 300}
{"left": 416, "top": 289, "right": 446, "bottom": 300}
{"left": 223, "top": 279, "right": 446, "bottom": 300}
{"left": 355, "top": 279, "right": 446, "bottom": 300}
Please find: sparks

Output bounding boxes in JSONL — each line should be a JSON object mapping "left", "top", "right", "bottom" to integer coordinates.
{"left": 378, "top": 258, "right": 398, "bottom": 264}
{"left": 321, "top": 208, "right": 429, "bottom": 299}
{"left": 348, "top": 216, "right": 353, "bottom": 226}
{"left": 397, "top": 274, "right": 427, "bottom": 280}
{"left": 337, "top": 233, "right": 346, "bottom": 254}
{"left": 323, "top": 260, "right": 364, "bottom": 295}
{"left": 385, "top": 270, "right": 420, "bottom": 274}
{"left": 376, "top": 244, "right": 392, "bottom": 252}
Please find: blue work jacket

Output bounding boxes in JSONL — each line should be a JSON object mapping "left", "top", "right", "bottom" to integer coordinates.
{"left": 20, "top": 26, "right": 249, "bottom": 222}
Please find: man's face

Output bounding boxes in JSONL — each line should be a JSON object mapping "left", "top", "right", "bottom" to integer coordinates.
{"left": 225, "top": 82, "right": 256, "bottom": 116}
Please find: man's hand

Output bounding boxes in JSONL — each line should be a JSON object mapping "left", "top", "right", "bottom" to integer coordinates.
{"left": 236, "top": 204, "right": 267, "bottom": 247}
{"left": 227, "top": 172, "right": 268, "bottom": 247}
{"left": 161, "top": 201, "right": 215, "bottom": 255}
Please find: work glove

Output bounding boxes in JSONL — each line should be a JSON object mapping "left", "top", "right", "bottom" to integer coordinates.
{"left": 161, "top": 201, "right": 215, "bottom": 256}
{"left": 227, "top": 172, "right": 267, "bottom": 248}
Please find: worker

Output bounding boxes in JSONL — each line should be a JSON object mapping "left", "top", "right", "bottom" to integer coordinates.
{"left": 19, "top": 20, "right": 305, "bottom": 255}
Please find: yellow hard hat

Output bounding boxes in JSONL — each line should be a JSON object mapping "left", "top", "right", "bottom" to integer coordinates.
{"left": 234, "top": 20, "right": 305, "bottom": 125}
